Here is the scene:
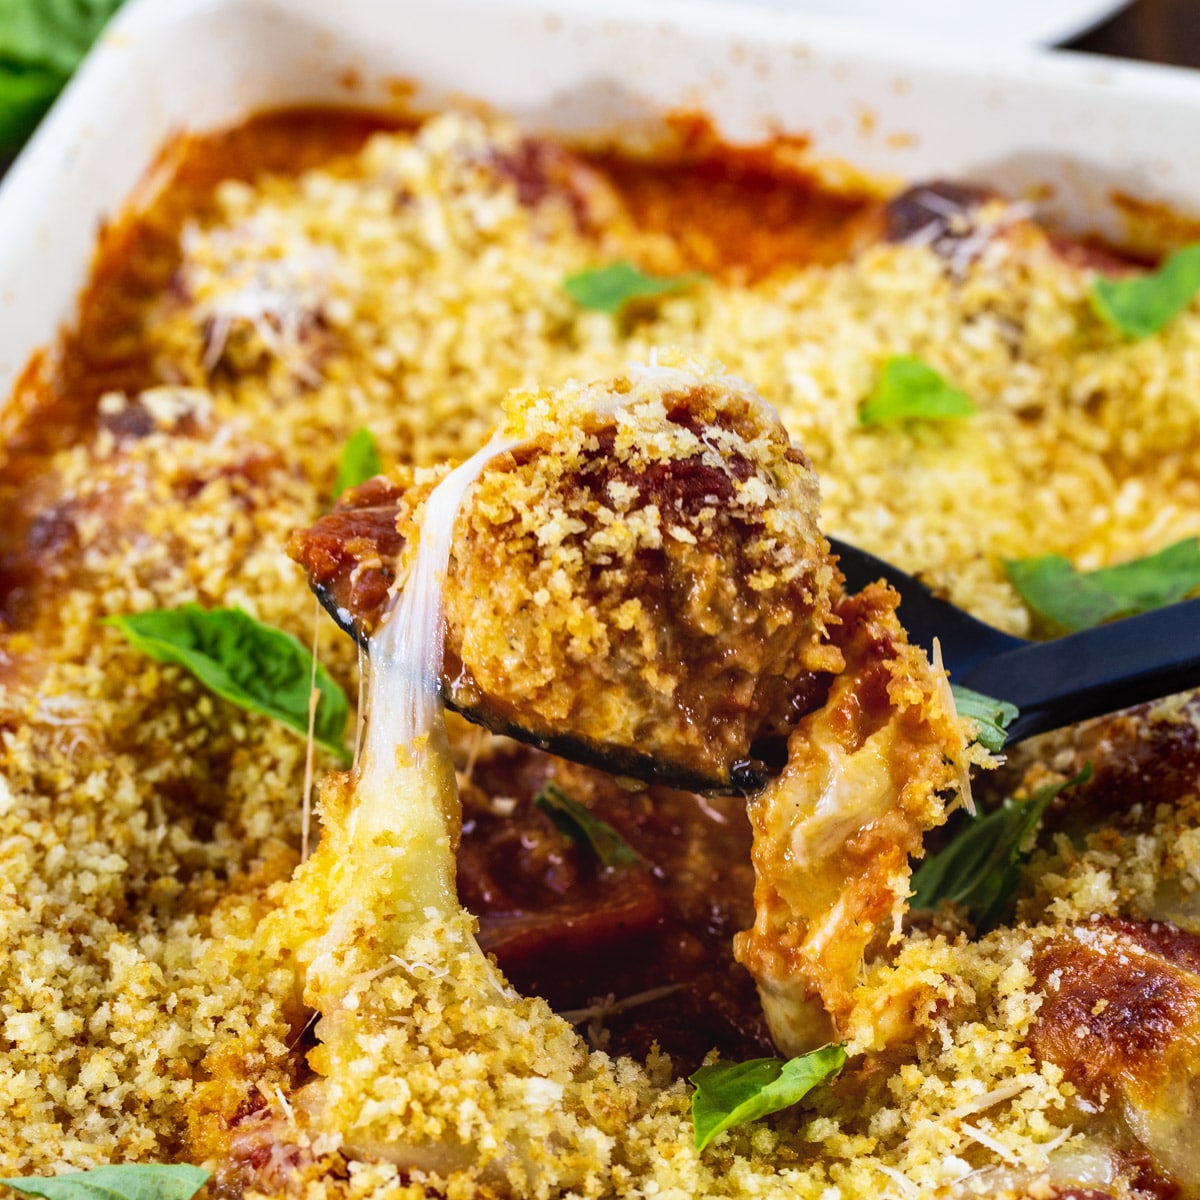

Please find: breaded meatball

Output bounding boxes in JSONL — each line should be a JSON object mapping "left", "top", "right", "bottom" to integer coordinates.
{"left": 290, "top": 356, "right": 843, "bottom": 788}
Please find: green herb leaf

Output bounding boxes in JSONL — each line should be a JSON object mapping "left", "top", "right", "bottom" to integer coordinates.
{"left": 332, "top": 428, "right": 382, "bottom": 501}
{"left": 910, "top": 764, "right": 1091, "bottom": 929}
{"left": 1005, "top": 537, "right": 1200, "bottom": 635}
{"left": 950, "top": 684, "right": 1018, "bottom": 753}
{"left": 0, "top": 0, "right": 125, "bottom": 155}
{"left": 859, "top": 355, "right": 976, "bottom": 426}
{"left": 1090, "top": 243, "right": 1200, "bottom": 340}
{"left": 0, "top": 65, "right": 61, "bottom": 155}
{"left": 562, "top": 260, "right": 704, "bottom": 316}
{"left": 533, "top": 781, "right": 639, "bottom": 868}
{"left": 105, "top": 605, "right": 350, "bottom": 763}
{"left": 689, "top": 1045, "right": 847, "bottom": 1151}
{"left": 0, "top": 1164, "right": 210, "bottom": 1200}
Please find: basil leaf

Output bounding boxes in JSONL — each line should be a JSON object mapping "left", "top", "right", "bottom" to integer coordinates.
{"left": 331, "top": 428, "right": 382, "bottom": 500}
{"left": 1005, "top": 537, "right": 1200, "bottom": 635}
{"left": 0, "top": 0, "right": 125, "bottom": 155}
{"left": 533, "top": 781, "right": 639, "bottom": 868}
{"left": 689, "top": 1044, "right": 847, "bottom": 1151}
{"left": 951, "top": 684, "right": 1018, "bottom": 753}
{"left": 910, "top": 764, "right": 1091, "bottom": 930}
{"left": 1090, "top": 243, "right": 1200, "bottom": 340}
{"left": 562, "top": 260, "right": 704, "bottom": 316}
{"left": 105, "top": 605, "right": 351, "bottom": 763}
{"left": 859, "top": 355, "right": 976, "bottom": 426}
{"left": 0, "top": 1165, "right": 209, "bottom": 1200}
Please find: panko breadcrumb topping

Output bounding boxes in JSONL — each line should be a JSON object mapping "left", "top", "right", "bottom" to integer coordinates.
{"left": 0, "top": 108, "right": 1198, "bottom": 1199}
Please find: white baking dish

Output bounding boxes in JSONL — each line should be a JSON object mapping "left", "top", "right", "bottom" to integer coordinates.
{"left": 1, "top": 0, "right": 1200, "bottom": 402}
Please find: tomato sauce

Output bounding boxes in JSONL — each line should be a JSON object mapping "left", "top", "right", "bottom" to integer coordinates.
{"left": 458, "top": 746, "right": 775, "bottom": 1071}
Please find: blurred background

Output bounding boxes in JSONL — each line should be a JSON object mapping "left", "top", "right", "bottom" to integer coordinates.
{"left": 1070, "top": 0, "right": 1200, "bottom": 63}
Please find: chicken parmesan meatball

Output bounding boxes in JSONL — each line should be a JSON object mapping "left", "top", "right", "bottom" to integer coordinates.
{"left": 291, "top": 357, "right": 843, "bottom": 789}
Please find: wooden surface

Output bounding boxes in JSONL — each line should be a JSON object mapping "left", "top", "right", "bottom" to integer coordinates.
{"left": 1068, "top": 0, "right": 1200, "bottom": 67}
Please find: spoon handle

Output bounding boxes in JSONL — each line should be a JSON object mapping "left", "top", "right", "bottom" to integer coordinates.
{"left": 829, "top": 538, "right": 1025, "bottom": 671}
{"left": 962, "top": 596, "right": 1200, "bottom": 744}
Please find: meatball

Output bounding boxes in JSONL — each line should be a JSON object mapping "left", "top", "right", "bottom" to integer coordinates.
{"left": 290, "top": 356, "right": 843, "bottom": 789}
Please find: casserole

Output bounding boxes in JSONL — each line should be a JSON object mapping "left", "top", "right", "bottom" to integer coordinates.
{"left": 2, "top": 2, "right": 1200, "bottom": 1197}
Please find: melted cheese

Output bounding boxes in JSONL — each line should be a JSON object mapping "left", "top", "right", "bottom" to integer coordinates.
{"left": 294, "top": 434, "right": 591, "bottom": 1177}
{"left": 310, "top": 435, "right": 515, "bottom": 980}
{"left": 735, "top": 585, "right": 967, "bottom": 1056}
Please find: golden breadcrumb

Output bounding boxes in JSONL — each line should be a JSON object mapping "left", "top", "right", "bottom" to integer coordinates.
{"left": 0, "top": 108, "right": 1197, "bottom": 1200}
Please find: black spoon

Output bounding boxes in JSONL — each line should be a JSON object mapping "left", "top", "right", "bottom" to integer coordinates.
{"left": 831, "top": 537, "right": 1200, "bottom": 746}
